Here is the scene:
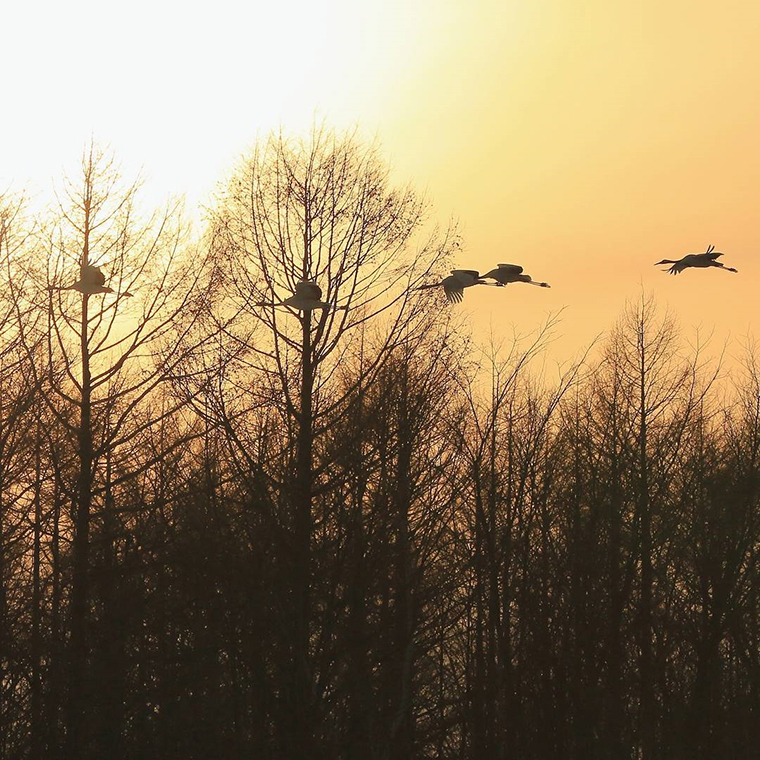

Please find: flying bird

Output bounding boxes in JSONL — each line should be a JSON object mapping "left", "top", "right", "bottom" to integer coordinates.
{"left": 415, "top": 269, "right": 488, "bottom": 304}
{"left": 259, "top": 280, "right": 344, "bottom": 311}
{"left": 655, "top": 245, "right": 738, "bottom": 275}
{"left": 480, "top": 263, "right": 551, "bottom": 288}
{"left": 52, "top": 265, "right": 132, "bottom": 296}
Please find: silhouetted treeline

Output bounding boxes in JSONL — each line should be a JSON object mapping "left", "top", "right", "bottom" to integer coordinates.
{"left": 0, "top": 135, "right": 757, "bottom": 759}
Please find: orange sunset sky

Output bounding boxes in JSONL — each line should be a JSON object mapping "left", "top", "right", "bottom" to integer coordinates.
{"left": 3, "top": 0, "right": 758, "bottom": 360}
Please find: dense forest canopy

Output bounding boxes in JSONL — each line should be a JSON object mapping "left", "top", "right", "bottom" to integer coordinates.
{"left": 0, "top": 134, "right": 757, "bottom": 760}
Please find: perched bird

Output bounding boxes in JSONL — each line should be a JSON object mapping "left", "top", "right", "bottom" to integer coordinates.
{"left": 52, "top": 264, "right": 131, "bottom": 296}
{"left": 259, "top": 280, "right": 344, "bottom": 311}
{"left": 480, "top": 263, "right": 551, "bottom": 288}
{"left": 655, "top": 244, "right": 738, "bottom": 275}
{"left": 415, "top": 269, "right": 488, "bottom": 304}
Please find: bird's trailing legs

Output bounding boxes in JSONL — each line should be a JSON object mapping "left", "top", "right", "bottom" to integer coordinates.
{"left": 494, "top": 280, "right": 551, "bottom": 288}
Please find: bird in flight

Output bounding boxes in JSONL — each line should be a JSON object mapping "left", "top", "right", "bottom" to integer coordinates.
{"left": 655, "top": 245, "right": 738, "bottom": 275}
{"left": 259, "top": 280, "right": 345, "bottom": 311}
{"left": 415, "top": 269, "right": 489, "bottom": 304}
{"left": 52, "top": 264, "right": 131, "bottom": 296}
{"left": 480, "top": 263, "right": 551, "bottom": 288}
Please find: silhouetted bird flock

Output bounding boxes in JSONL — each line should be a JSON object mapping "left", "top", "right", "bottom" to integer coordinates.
{"left": 416, "top": 263, "right": 551, "bottom": 304}
{"left": 52, "top": 244, "right": 739, "bottom": 312}
{"left": 266, "top": 243, "right": 739, "bottom": 312}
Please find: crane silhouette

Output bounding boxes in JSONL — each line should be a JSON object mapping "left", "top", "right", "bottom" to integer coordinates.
{"left": 415, "top": 269, "right": 489, "bottom": 304}
{"left": 655, "top": 245, "right": 738, "bottom": 275}
{"left": 52, "top": 265, "right": 132, "bottom": 296}
{"left": 259, "top": 281, "right": 345, "bottom": 311}
{"left": 480, "top": 263, "right": 551, "bottom": 288}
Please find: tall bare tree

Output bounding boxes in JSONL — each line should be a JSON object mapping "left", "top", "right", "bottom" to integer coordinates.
{"left": 212, "top": 126, "right": 456, "bottom": 758}
{"left": 19, "top": 144, "right": 211, "bottom": 759}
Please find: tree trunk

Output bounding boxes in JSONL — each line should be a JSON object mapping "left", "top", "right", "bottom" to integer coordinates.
{"left": 388, "top": 402, "right": 415, "bottom": 760}
{"left": 638, "top": 342, "right": 656, "bottom": 760}
{"left": 95, "top": 452, "right": 127, "bottom": 760}
{"left": 67, "top": 210, "right": 94, "bottom": 755}
{"left": 288, "top": 310, "right": 314, "bottom": 759}
{"left": 30, "top": 423, "right": 43, "bottom": 759}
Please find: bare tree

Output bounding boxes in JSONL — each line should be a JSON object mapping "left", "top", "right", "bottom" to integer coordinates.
{"left": 448, "top": 317, "right": 587, "bottom": 759}
{"left": 604, "top": 296, "right": 701, "bottom": 759}
{"left": 211, "top": 126, "right": 456, "bottom": 758}
{"left": 0, "top": 193, "right": 49, "bottom": 759}
{"left": 15, "top": 144, "right": 211, "bottom": 759}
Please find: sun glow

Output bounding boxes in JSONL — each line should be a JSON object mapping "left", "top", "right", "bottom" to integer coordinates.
{"left": 3, "top": 0, "right": 759, "bottom": 359}
{"left": 1, "top": 0, "right": 430, "bottom": 207}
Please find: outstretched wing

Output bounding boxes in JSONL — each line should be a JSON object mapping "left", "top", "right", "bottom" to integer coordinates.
{"left": 498, "top": 263, "right": 523, "bottom": 274}
{"left": 692, "top": 245, "right": 722, "bottom": 261}
{"left": 295, "top": 280, "right": 322, "bottom": 300}
{"left": 452, "top": 269, "right": 480, "bottom": 283}
{"left": 81, "top": 264, "right": 106, "bottom": 287}
{"left": 442, "top": 275, "right": 465, "bottom": 303}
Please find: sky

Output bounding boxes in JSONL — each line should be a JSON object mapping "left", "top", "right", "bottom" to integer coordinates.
{"left": 3, "top": 0, "right": 758, "bottom": 363}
